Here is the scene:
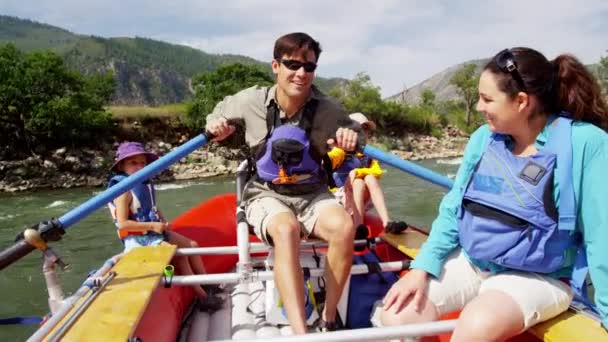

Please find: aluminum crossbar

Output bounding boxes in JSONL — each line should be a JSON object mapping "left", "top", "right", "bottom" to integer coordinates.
{"left": 212, "top": 319, "right": 457, "bottom": 342}
{"left": 166, "top": 260, "right": 409, "bottom": 286}
{"left": 175, "top": 238, "right": 383, "bottom": 256}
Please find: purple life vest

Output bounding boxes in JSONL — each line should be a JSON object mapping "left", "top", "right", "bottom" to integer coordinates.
{"left": 332, "top": 154, "right": 371, "bottom": 188}
{"left": 255, "top": 99, "right": 325, "bottom": 194}
{"left": 458, "top": 117, "right": 577, "bottom": 273}
{"left": 107, "top": 174, "right": 161, "bottom": 239}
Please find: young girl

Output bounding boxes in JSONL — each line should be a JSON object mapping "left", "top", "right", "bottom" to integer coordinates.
{"left": 107, "top": 142, "right": 222, "bottom": 310}
{"left": 330, "top": 113, "right": 408, "bottom": 234}
{"left": 381, "top": 48, "right": 608, "bottom": 340}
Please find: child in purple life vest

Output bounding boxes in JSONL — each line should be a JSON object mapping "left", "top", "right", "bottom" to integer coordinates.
{"left": 328, "top": 113, "right": 408, "bottom": 234}
{"left": 107, "top": 141, "right": 223, "bottom": 311}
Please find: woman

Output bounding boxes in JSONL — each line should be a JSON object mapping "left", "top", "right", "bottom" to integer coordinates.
{"left": 380, "top": 48, "right": 608, "bottom": 340}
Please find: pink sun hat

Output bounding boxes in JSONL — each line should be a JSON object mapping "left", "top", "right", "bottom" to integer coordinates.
{"left": 111, "top": 142, "right": 158, "bottom": 171}
{"left": 349, "top": 112, "right": 377, "bottom": 131}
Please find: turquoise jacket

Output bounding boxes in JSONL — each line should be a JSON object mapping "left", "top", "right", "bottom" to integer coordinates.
{"left": 410, "top": 119, "right": 608, "bottom": 327}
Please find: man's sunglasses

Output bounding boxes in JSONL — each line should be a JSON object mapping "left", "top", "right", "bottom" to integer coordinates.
{"left": 277, "top": 59, "right": 317, "bottom": 73}
{"left": 494, "top": 49, "right": 527, "bottom": 91}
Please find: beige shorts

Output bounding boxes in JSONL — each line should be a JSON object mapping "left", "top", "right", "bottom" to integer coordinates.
{"left": 426, "top": 249, "right": 573, "bottom": 329}
{"left": 244, "top": 182, "right": 341, "bottom": 245}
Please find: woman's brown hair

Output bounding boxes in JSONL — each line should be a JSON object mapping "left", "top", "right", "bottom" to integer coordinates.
{"left": 485, "top": 47, "right": 608, "bottom": 131}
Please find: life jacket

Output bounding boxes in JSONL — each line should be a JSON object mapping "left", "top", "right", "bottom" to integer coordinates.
{"left": 458, "top": 116, "right": 579, "bottom": 274}
{"left": 255, "top": 98, "right": 329, "bottom": 194}
{"left": 332, "top": 153, "right": 372, "bottom": 188}
{"left": 107, "top": 174, "right": 161, "bottom": 239}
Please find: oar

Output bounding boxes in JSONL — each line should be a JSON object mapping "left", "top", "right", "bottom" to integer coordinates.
{"left": 362, "top": 144, "right": 454, "bottom": 190}
{"left": 0, "top": 133, "right": 213, "bottom": 270}
{"left": 0, "top": 316, "right": 43, "bottom": 325}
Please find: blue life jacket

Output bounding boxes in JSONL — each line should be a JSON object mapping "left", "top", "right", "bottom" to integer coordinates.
{"left": 107, "top": 174, "right": 161, "bottom": 239}
{"left": 255, "top": 99, "right": 327, "bottom": 193}
{"left": 332, "top": 154, "right": 372, "bottom": 188}
{"left": 458, "top": 116, "right": 578, "bottom": 273}
{"left": 346, "top": 251, "right": 398, "bottom": 329}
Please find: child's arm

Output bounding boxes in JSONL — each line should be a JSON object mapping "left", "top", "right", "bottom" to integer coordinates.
{"left": 114, "top": 192, "right": 167, "bottom": 234}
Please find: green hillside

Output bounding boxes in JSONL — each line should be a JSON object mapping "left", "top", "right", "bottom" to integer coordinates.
{"left": 0, "top": 15, "right": 346, "bottom": 105}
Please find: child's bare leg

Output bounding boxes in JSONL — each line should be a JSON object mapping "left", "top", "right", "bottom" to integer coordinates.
{"left": 172, "top": 253, "right": 208, "bottom": 298}
{"left": 364, "top": 175, "right": 390, "bottom": 226}
{"left": 167, "top": 231, "right": 207, "bottom": 275}
{"left": 350, "top": 171, "right": 366, "bottom": 227}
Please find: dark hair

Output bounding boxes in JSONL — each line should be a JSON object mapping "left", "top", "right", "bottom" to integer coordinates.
{"left": 273, "top": 32, "right": 322, "bottom": 62}
{"left": 484, "top": 47, "right": 608, "bottom": 131}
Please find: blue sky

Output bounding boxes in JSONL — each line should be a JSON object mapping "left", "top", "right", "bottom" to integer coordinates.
{"left": 2, "top": 0, "right": 607, "bottom": 97}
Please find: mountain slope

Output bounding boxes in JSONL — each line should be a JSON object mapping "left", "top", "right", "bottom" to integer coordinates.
{"left": 388, "top": 57, "right": 603, "bottom": 105}
{"left": 386, "top": 59, "right": 487, "bottom": 105}
{"left": 0, "top": 15, "right": 346, "bottom": 105}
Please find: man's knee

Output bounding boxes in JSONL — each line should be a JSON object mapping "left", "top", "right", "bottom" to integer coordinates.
{"left": 267, "top": 215, "right": 301, "bottom": 245}
{"left": 319, "top": 207, "right": 355, "bottom": 242}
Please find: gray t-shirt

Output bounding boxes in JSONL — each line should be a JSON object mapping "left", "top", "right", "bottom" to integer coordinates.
{"left": 205, "top": 84, "right": 350, "bottom": 156}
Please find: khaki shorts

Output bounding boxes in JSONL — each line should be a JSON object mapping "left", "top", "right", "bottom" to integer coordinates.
{"left": 244, "top": 181, "right": 341, "bottom": 245}
{"left": 425, "top": 249, "right": 573, "bottom": 329}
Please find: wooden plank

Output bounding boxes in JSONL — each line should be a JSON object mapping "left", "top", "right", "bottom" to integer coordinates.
{"left": 380, "top": 228, "right": 428, "bottom": 259}
{"left": 44, "top": 245, "right": 176, "bottom": 342}
{"left": 381, "top": 229, "right": 608, "bottom": 342}
{"left": 529, "top": 311, "right": 608, "bottom": 342}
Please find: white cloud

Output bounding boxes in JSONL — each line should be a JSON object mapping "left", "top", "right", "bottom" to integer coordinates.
{"left": 2, "top": 0, "right": 607, "bottom": 97}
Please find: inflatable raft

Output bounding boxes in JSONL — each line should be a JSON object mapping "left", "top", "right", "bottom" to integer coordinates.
{"left": 29, "top": 191, "right": 608, "bottom": 341}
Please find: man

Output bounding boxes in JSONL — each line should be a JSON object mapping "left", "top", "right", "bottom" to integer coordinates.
{"left": 206, "top": 32, "right": 358, "bottom": 333}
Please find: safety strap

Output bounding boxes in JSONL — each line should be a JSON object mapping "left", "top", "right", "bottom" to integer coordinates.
{"left": 570, "top": 247, "right": 598, "bottom": 314}
{"left": 258, "top": 96, "right": 319, "bottom": 156}
{"left": 360, "top": 251, "right": 389, "bottom": 284}
{"left": 543, "top": 116, "right": 576, "bottom": 231}
{"left": 537, "top": 116, "right": 596, "bottom": 312}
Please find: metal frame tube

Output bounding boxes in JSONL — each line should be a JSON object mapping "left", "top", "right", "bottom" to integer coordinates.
{"left": 175, "top": 238, "right": 383, "bottom": 256}
{"left": 214, "top": 319, "right": 457, "bottom": 342}
{"left": 45, "top": 272, "right": 116, "bottom": 342}
{"left": 28, "top": 254, "right": 121, "bottom": 342}
{"left": 235, "top": 160, "right": 252, "bottom": 275}
{"left": 168, "top": 260, "right": 409, "bottom": 285}
{"left": 42, "top": 256, "right": 65, "bottom": 315}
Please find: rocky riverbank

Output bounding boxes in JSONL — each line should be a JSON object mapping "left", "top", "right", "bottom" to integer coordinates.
{"left": 0, "top": 126, "right": 467, "bottom": 193}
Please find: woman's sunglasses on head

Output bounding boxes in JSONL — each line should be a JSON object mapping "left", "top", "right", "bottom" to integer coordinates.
{"left": 494, "top": 49, "right": 527, "bottom": 91}
{"left": 277, "top": 59, "right": 317, "bottom": 73}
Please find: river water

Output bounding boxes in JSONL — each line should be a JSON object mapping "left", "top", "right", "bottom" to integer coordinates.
{"left": 0, "top": 159, "right": 460, "bottom": 340}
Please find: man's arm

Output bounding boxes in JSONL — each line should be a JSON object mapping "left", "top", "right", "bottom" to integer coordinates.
{"left": 205, "top": 90, "right": 255, "bottom": 141}
{"left": 312, "top": 98, "right": 361, "bottom": 155}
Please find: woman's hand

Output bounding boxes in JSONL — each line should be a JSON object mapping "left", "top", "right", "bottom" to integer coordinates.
{"left": 382, "top": 269, "right": 429, "bottom": 314}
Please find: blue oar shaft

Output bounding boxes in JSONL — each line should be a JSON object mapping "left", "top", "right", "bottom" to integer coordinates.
{"left": 362, "top": 145, "right": 454, "bottom": 190}
{"left": 59, "top": 134, "right": 210, "bottom": 228}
